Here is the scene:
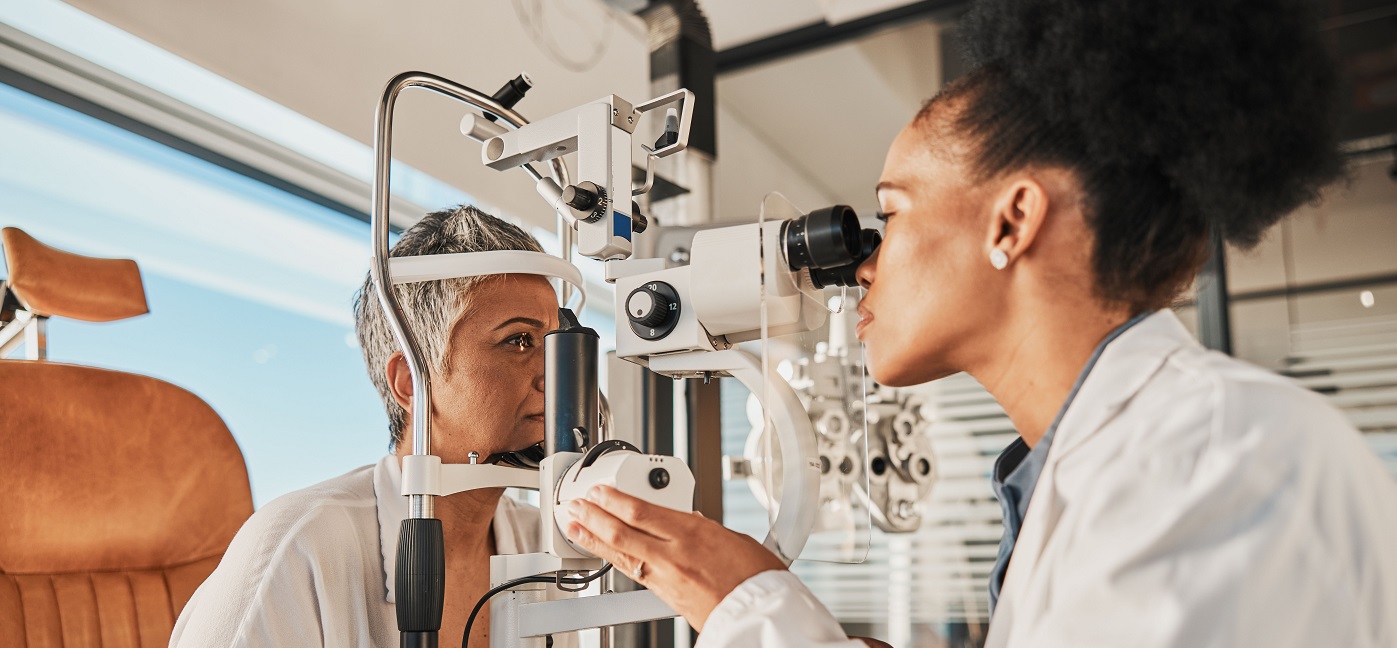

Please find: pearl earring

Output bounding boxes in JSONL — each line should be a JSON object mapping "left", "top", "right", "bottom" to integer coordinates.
{"left": 990, "top": 248, "right": 1009, "bottom": 270}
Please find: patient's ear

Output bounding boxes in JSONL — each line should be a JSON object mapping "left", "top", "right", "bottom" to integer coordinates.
{"left": 386, "top": 352, "right": 413, "bottom": 412}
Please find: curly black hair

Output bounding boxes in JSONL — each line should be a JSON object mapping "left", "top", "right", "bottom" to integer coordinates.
{"left": 924, "top": 0, "right": 1345, "bottom": 311}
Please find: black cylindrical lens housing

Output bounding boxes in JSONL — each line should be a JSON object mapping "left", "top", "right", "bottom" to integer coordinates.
{"left": 782, "top": 205, "right": 861, "bottom": 271}
{"left": 810, "top": 228, "right": 882, "bottom": 288}
{"left": 545, "top": 308, "right": 598, "bottom": 455}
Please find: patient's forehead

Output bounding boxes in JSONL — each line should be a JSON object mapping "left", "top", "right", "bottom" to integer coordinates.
{"left": 455, "top": 275, "right": 558, "bottom": 329}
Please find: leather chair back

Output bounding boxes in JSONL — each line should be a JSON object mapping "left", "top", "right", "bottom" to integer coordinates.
{"left": 0, "top": 228, "right": 253, "bottom": 647}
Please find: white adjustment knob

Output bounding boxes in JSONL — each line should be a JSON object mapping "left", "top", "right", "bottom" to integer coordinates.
{"left": 628, "top": 290, "right": 657, "bottom": 321}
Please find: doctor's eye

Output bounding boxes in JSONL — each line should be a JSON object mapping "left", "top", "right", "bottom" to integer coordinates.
{"left": 504, "top": 333, "right": 535, "bottom": 351}
{"left": 875, "top": 211, "right": 892, "bottom": 222}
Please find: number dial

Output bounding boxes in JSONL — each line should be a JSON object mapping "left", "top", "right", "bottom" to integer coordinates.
{"left": 625, "top": 282, "right": 681, "bottom": 340}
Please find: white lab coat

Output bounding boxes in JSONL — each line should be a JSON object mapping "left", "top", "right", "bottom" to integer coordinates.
{"left": 696, "top": 310, "right": 1397, "bottom": 647}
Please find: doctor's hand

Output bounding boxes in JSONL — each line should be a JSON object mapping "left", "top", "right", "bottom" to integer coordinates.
{"left": 565, "top": 485, "right": 786, "bottom": 632}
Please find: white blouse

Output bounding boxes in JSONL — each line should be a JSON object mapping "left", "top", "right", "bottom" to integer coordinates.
{"left": 170, "top": 455, "right": 560, "bottom": 647}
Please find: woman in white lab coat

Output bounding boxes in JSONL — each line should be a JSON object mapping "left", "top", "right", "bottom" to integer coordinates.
{"left": 564, "top": 0, "right": 1397, "bottom": 646}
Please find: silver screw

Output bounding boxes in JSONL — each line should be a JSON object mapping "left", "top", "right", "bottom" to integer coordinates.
{"left": 668, "top": 247, "right": 690, "bottom": 264}
{"left": 468, "top": 451, "right": 479, "bottom": 465}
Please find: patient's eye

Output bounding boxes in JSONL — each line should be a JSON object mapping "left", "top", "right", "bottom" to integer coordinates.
{"left": 504, "top": 332, "right": 535, "bottom": 352}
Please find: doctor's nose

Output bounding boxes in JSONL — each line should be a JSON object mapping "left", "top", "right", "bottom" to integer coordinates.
{"left": 856, "top": 246, "right": 880, "bottom": 290}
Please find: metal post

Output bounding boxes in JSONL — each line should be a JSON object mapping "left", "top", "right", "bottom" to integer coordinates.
{"left": 25, "top": 315, "right": 46, "bottom": 361}
{"left": 685, "top": 377, "right": 724, "bottom": 523}
{"left": 1196, "top": 225, "right": 1233, "bottom": 355}
{"left": 636, "top": 7, "right": 716, "bottom": 644}
{"left": 607, "top": 360, "right": 677, "bottom": 648}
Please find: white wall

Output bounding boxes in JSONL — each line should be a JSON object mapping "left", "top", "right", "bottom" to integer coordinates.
{"left": 1228, "top": 158, "right": 1397, "bottom": 292}
{"left": 715, "top": 102, "right": 837, "bottom": 221}
{"left": 715, "top": 20, "right": 942, "bottom": 219}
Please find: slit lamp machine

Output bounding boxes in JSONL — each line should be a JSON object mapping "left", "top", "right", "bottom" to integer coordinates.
{"left": 369, "top": 71, "right": 885, "bottom": 648}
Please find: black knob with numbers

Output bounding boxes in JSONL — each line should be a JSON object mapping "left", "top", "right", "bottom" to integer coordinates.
{"left": 625, "top": 282, "right": 680, "bottom": 340}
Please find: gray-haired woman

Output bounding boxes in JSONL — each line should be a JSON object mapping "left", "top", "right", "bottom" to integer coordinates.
{"left": 171, "top": 206, "right": 571, "bottom": 647}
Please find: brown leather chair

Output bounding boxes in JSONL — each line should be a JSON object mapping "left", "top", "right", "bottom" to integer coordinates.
{"left": 0, "top": 227, "right": 254, "bottom": 647}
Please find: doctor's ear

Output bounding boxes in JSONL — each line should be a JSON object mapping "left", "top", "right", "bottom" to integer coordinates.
{"left": 386, "top": 352, "right": 414, "bottom": 412}
{"left": 985, "top": 177, "right": 1050, "bottom": 269}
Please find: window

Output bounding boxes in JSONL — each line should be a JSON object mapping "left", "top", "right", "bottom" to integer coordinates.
{"left": 1, "top": 81, "right": 392, "bottom": 506}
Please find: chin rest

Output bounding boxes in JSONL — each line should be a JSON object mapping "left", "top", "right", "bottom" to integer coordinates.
{"left": 2, "top": 227, "right": 148, "bottom": 322}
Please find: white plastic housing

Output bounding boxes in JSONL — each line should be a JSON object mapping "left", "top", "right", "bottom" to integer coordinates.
{"left": 688, "top": 220, "right": 827, "bottom": 343}
{"left": 482, "top": 97, "right": 637, "bottom": 260}
{"left": 553, "top": 452, "right": 695, "bottom": 558}
{"left": 613, "top": 220, "right": 828, "bottom": 359}
{"left": 613, "top": 265, "right": 716, "bottom": 359}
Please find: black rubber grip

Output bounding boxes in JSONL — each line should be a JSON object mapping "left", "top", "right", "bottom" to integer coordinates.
{"left": 396, "top": 517, "right": 444, "bottom": 645}
{"left": 400, "top": 632, "right": 438, "bottom": 648}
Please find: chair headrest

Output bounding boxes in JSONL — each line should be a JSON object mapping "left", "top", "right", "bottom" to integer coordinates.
{"left": 2, "top": 227, "right": 149, "bottom": 322}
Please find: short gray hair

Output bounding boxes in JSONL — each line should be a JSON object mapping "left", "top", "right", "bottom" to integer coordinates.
{"left": 353, "top": 205, "right": 544, "bottom": 450}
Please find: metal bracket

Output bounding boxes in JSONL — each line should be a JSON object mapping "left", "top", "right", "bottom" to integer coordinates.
{"left": 518, "top": 590, "right": 677, "bottom": 637}
{"left": 400, "top": 454, "right": 540, "bottom": 497}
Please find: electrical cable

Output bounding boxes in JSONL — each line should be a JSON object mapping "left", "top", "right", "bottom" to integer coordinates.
{"left": 460, "top": 564, "right": 613, "bottom": 648}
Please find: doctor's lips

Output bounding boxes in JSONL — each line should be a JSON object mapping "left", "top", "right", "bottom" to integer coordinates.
{"left": 856, "top": 306, "right": 874, "bottom": 338}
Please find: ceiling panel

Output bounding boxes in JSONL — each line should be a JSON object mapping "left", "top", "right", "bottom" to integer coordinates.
{"left": 717, "top": 19, "right": 943, "bottom": 216}
{"left": 59, "top": 0, "right": 649, "bottom": 230}
{"left": 701, "top": 0, "right": 825, "bottom": 50}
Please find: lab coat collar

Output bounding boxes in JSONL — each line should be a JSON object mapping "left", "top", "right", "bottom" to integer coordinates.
{"left": 1045, "top": 309, "right": 1198, "bottom": 460}
{"left": 373, "top": 454, "right": 525, "bottom": 604}
{"left": 995, "top": 309, "right": 1195, "bottom": 609}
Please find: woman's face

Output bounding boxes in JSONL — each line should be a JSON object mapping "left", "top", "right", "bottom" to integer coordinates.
{"left": 856, "top": 121, "right": 1005, "bottom": 387}
{"left": 427, "top": 275, "right": 559, "bottom": 464}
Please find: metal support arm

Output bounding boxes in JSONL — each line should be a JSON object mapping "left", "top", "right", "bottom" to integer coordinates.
{"left": 370, "top": 72, "right": 572, "bottom": 648}
{"left": 371, "top": 71, "right": 570, "bottom": 517}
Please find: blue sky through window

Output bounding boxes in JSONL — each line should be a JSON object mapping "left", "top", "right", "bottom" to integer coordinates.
{"left": 0, "top": 80, "right": 391, "bottom": 507}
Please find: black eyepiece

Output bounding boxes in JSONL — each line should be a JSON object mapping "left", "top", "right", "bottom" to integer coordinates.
{"left": 783, "top": 206, "right": 881, "bottom": 288}
{"left": 782, "top": 205, "right": 861, "bottom": 271}
{"left": 485, "top": 72, "right": 533, "bottom": 122}
{"left": 810, "top": 229, "right": 881, "bottom": 289}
